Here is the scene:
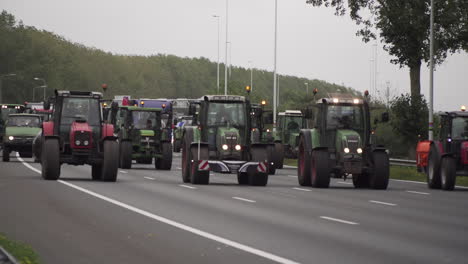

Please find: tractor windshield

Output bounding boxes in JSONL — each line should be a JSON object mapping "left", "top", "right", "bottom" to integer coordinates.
{"left": 132, "top": 111, "right": 159, "bottom": 130}
{"left": 285, "top": 116, "right": 303, "bottom": 132}
{"left": 61, "top": 98, "right": 101, "bottom": 126}
{"left": 7, "top": 116, "right": 41, "bottom": 127}
{"left": 326, "top": 105, "right": 364, "bottom": 131}
{"left": 207, "top": 102, "right": 246, "bottom": 128}
{"left": 452, "top": 117, "right": 468, "bottom": 140}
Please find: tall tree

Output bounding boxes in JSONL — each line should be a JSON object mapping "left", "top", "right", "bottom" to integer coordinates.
{"left": 306, "top": 0, "right": 468, "bottom": 97}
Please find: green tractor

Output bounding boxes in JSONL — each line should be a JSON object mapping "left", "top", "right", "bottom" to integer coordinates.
{"left": 250, "top": 102, "right": 283, "bottom": 173}
{"left": 108, "top": 103, "right": 172, "bottom": 170}
{"left": 1, "top": 104, "right": 25, "bottom": 147}
{"left": 298, "top": 92, "right": 390, "bottom": 189}
{"left": 173, "top": 115, "right": 194, "bottom": 152}
{"left": 181, "top": 95, "right": 274, "bottom": 186}
{"left": 277, "top": 110, "right": 305, "bottom": 159}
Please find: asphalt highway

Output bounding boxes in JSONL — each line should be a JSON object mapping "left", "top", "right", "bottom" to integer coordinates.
{"left": 1, "top": 152, "right": 467, "bottom": 264}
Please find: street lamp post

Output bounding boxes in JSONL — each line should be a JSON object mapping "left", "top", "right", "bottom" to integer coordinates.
{"left": 0, "top": 73, "right": 17, "bottom": 104}
{"left": 224, "top": 0, "right": 229, "bottom": 95}
{"left": 428, "top": 0, "right": 435, "bottom": 140}
{"left": 273, "top": 0, "right": 278, "bottom": 128}
{"left": 33, "top": 77, "right": 47, "bottom": 101}
{"left": 213, "top": 15, "right": 220, "bottom": 94}
{"left": 305, "top": 82, "right": 309, "bottom": 96}
{"left": 248, "top": 60, "right": 253, "bottom": 93}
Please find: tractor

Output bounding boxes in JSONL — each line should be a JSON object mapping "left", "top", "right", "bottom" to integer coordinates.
{"left": 277, "top": 110, "right": 305, "bottom": 159}
{"left": 36, "top": 90, "right": 119, "bottom": 181}
{"left": 1, "top": 104, "right": 25, "bottom": 147}
{"left": 298, "top": 91, "right": 390, "bottom": 189}
{"left": 107, "top": 103, "right": 172, "bottom": 169}
{"left": 181, "top": 95, "right": 275, "bottom": 186}
{"left": 173, "top": 115, "right": 193, "bottom": 152}
{"left": 416, "top": 106, "right": 468, "bottom": 190}
{"left": 250, "top": 102, "right": 283, "bottom": 173}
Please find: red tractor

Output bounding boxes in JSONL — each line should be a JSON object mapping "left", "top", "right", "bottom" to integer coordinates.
{"left": 416, "top": 106, "right": 468, "bottom": 190}
{"left": 37, "top": 90, "right": 119, "bottom": 181}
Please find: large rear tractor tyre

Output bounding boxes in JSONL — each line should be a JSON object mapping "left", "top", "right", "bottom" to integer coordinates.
{"left": 92, "top": 164, "right": 102, "bottom": 181}
{"left": 156, "top": 142, "right": 172, "bottom": 170}
{"left": 369, "top": 151, "right": 389, "bottom": 190}
{"left": 352, "top": 174, "right": 369, "bottom": 188}
{"left": 173, "top": 139, "right": 181, "bottom": 153}
{"left": 311, "top": 150, "right": 330, "bottom": 188}
{"left": 427, "top": 145, "right": 441, "bottom": 189}
{"left": 275, "top": 142, "right": 284, "bottom": 169}
{"left": 41, "top": 139, "right": 61, "bottom": 180}
{"left": 441, "top": 156, "right": 456, "bottom": 191}
{"left": 119, "top": 141, "right": 133, "bottom": 169}
{"left": 297, "top": 135, "right": 311, "bottom": 186}
{"left": 101, "top": 140, "right": 119, "bottom": 182}
{"left": 2, "top": 147, "right": 10, "bottom": 162}
{"left": 181, "top": 140, "right": 191, "bottom": 183}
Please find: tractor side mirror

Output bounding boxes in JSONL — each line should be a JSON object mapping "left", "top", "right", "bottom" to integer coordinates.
{"left": 381, "top": 112, "right": 389, "bottom": 123}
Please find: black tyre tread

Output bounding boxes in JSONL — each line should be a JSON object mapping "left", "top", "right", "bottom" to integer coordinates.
{"left": 101, "top": 140, "right": 119, "bottom": 182}
{"left": 120, "top": 141, "right": 132, "bottom": 169}
{"left": 427, "top": 145, "right": 442, "bottom": 189}
{"left": 441, "top": 157, "right": 456, "bottom": 191}
{"left": 2, "top": 148, "right": 9, "bottom": 162}
{"left": 237, "top": 172, "right": 249, "bottom": 185}
{"left": 190, "top": 145, "right": 210, "bottom": 185}
{"left": 352, "top": 174, "right": 369, "bottom": 188}
{"left": 274, "top": 142, "right": 284, "bottom": 169}
{"left": 41, "top": 139, "right": 60, "bottom": 180}
{"left": 297, "top": 134, "right": 311, "bottom": 186}
{"left": 156, "top": 142, "right": 172, "bottom": 170}
{"left": 369, "top": 151, "right": 389, "bottom": 190}
{"left": 311, "top": 150, "right": 330, "bottom": 188}
{"left": 92, "top": 164, "right": 102, "bottom": 180}
{"left": 249, "top": 145, "right": 269, "bottom": 186}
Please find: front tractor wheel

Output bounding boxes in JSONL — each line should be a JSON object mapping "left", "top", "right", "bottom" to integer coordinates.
{"left": 266, "top": 145, "right": 276, "bottom": 175}
{"left": 101, "top": 140, "right": 119, "bottom": 182}
{"left": 91, "top": 164, "right": 102, "bottom": 180}
{"left": 190, "top": 145, "right": 210, "bottom": 185}
{"left": 41, "top": 139, "right": 61, "bottom": 180}
{"left": 156, "top": 142, "right": 172, "bottom": 170}
{"left": 274, "top": 142, "right": 284, "bottom": 169}
{"left": 311, "top": 150, "right": 330, "bottom": 188}
{"left": 250, "top": 146, "right": 269, "bottom": 186}
{"left": 120, "top": 141, "right": 133, "bottom": 169}
{"left": 352, "top": 174, "right": 369, "bottom": 188}
{"left": 440, "top": 156, "right": 456, "bottom": 191}
{"left": 2, "top": 147, "right": 10, "bottom": 162}
{"left": 297, "top": 135, "right": 311, "bottom": 186}
{"left": 369, "top": 151, "right": 389, "bottom": 190}
{"left": 427, "top": 145, "right": 441, "bottom": 189}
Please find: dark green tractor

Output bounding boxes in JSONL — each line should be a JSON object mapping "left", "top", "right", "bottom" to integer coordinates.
{"left": 277, "top": 110, "right": 305, "bottom": 159}
{"left": 181, "top": 95, "right": 274, "bottom": 186}
{"left": 108, "top": 103, "right": 172, "bottom": 170}
{"left": 298, "top": 92, "right": 390, "bottom": 189}
{"left": 1, "top": 104, "right": 25, "bottom": 147}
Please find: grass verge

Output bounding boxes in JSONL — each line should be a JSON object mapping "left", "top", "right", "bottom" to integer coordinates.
{"left": 0, "top": 233, "right": 40, "bottom": 264}
{"left": 283, "top": 159, "right": 468, "bottom": 187}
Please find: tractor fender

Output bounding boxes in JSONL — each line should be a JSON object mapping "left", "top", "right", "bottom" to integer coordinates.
{"left": 42, "top": 121, "right": 54, "bottom": 136}
{"left": 101, "top": 124, "right": 115, "bottom": 139}
{"left": 300, "top": 129, "right": 324, "bottom": 153}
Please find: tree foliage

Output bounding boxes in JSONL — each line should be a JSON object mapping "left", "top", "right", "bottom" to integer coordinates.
{"left": 306, "top": 0, "right": 468, "bottom": 96}
{"left": 0, "top": 10, "right": 355, "bottom": 111}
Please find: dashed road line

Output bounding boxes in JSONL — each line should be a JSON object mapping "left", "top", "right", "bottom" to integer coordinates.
{"left": 287, "top": 175, "right": 297, "bottom": 178}
{"left": 406, "top": 190, "right": 430, "bottom": 195}
{"left": 144, "top": 177, "right": 155, "bottom": 180}
{"left": 337, "top": 181, "right": 352, "bottom": 185}
{"left": 369, "top": 200, "right": 397, "bottom": 206}
{"left": 320, "top": 216, "right": 359, "bottom": 225}
{"left": 232, "top": 197, "right": 256, "bottom": 203}
{"left": 119, "top": 170, "right": 128, "bottom": 174}
{"left": 292, "top": 187, "right": 311, "bottom": 192}
{"left": 179, "top": 184, "right": 197, "bottom": 189}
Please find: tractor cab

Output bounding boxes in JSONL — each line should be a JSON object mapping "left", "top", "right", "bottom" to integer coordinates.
{"left": 417, "top": 106, "right": 468, "bottom": 190}
{"left": 277, "top": 110, "right": 305, "bottom": 158}
{"left": 1, "top": 104, "right": 25, "bottom": 144}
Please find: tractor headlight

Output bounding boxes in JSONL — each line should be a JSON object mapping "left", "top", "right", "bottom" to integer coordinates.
{"left": 8, "top": 136, "right": 14, "bottom": 141}
{"left": 75, "top": 140, "right": 81, "bottom": 146}
{"left": 357, "top": 148, "right": 363, "bottom": 154}
{"left": 235, "top": 144, "right": 241, "bottom": 151}
{"left": 222, "top": 144, "right": 229, "bottom": 150}
{"left": 344, "top": 147, "right": 350, "bottom": 153}
{"left": 84, "top": 140, "right": 89, "bottom": 146}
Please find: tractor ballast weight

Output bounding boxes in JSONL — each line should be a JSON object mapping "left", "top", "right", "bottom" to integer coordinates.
{"left": 297, "top": 93, "right": 390, "bottom": 189}
{"left": 37, "top": 90, "right": 119, "bottom": 182}
{"left": 108, "top": 103, "right": 172, "bottom": 170}
{"left": 416, "top": 109, "right": 468, "bottom": 190}
{"left": 181, "top": 95, "right": 274, "bottom": 186}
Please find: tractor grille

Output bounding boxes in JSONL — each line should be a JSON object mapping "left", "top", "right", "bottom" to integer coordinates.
{"left": 225, "top": 132, "right": 238, "bottom": 147}
{"left": 346, "top": 135, "right": 359, "bottom": 153}
{"left": 74, "top": 131, "right": 91, "bottom": 147}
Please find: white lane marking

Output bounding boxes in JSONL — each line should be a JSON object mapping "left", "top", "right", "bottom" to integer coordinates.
{"left": 283, "top": 165, "right": 297, "bottom": 169}
{"left": 292, "top": 187, "right": 311, "bottom": 192}
{"left": 177, "top": 167, "right": 182, "bottom": 170}
{"left": 179, "top": 184, "right": 197, "bottom": 190}
{"left": 337, "top": 181, "right": 352, "bottom": 185}
{"left": 144, "top": 177, "right": 155, "bottom": 180}
{"left": 119, "top": 170, "right": 128, "bottom": 174}
{"left": 17, "top": 156, "right": 299, "bottom": 264}
{"left": 392, "top": 179, "right": 468, "bottom": 189}
{"left": 406, "top": 190, "right": 430, "bottom": 195}
{"left": 369, "top": 200, "right": 397, "bottom": 206}
{"left": 287, "top": 175, "right": 297, "bottom": 178}
{"left": 320, "top": 216, "right": 359, "bottom": 225}
{"left": 232, "top": 197, "right": 256, "bottom": 203}
{"left": 16, "top": 153, "right": 41, "bottom": 173}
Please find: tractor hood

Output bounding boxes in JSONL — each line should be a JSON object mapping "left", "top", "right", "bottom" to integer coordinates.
{"left": 336, "top": 129, "right": 362, "bottom": 154}
{"left": 5, "top": 126, "right": 41, "bottom": 137}
{"left": 139, "top": 130, "right": 155, "bottom": 137}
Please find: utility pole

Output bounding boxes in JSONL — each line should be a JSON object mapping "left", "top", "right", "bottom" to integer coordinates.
{"left": 248, "top": 60, "right": 253, "bottom": 92}
{"left": 385, "top": 81, "right": 390, "bottom": 107}
{"left": 224, "top": 0, "right": 229, "bottom": 95}
{"left": 213, "top": 15, "right": 220, "bottom": 94}
{"left": 428, "top": 0, "right": 435, "bottom": 140}
{"left": 273, "top": 0, "right": 278, "bottom": 128}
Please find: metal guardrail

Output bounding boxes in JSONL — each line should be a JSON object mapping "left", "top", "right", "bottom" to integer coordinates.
{"left": 389, "top": 158, "right": 416, "bottom": 167}
{"left": 0, "top": 246, "right": 19, "bottom": 264}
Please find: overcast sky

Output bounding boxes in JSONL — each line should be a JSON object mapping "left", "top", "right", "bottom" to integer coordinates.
{"left": 2, "top": 0, "right": 467, "bottom": 111}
